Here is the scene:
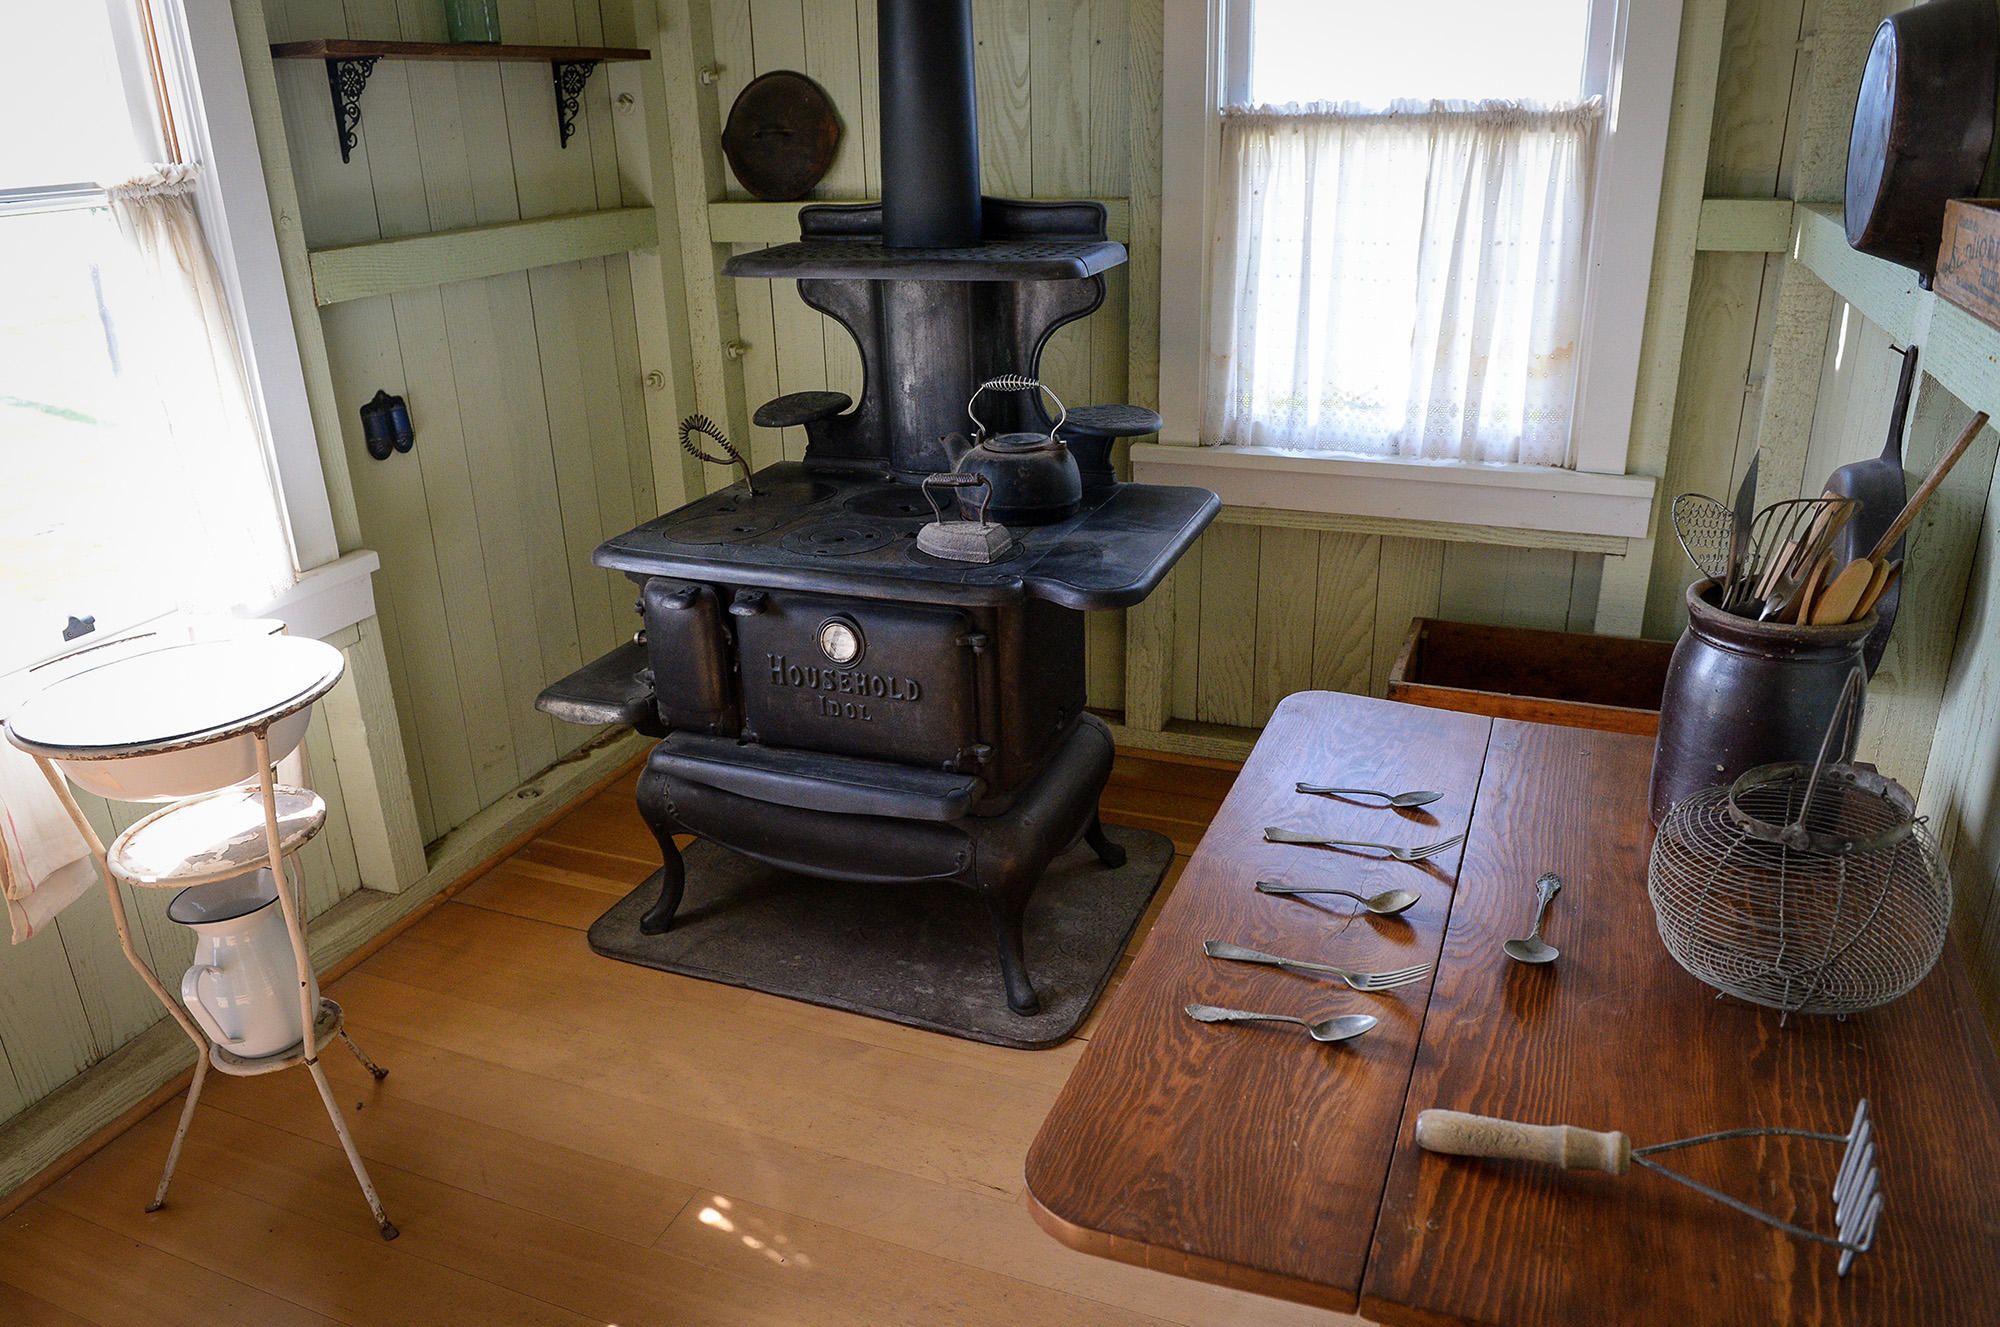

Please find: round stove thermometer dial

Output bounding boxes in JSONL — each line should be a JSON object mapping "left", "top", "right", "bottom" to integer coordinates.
{"left": 818, "top": 617, "right": 863, "bottom": 666}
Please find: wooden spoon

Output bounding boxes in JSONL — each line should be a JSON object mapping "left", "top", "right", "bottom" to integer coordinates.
{"left": 1795, "top": 551, "right": 1832, "bottom": 624}
{"left": 1812, "top": 411, "right": 1990, "bottom": 625}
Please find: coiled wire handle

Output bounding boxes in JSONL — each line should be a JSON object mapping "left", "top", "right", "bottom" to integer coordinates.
{"left": 967, "top": 375, "right": 1066, "bottom": 442}
{"left": 677, "top": 413, "right": 757, "bottom": 495}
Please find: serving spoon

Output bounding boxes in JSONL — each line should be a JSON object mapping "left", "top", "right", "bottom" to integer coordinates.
{"left": 1502, "top": 872, "right": 1563, "bottom": 964}
{"left": 1295, "top": 784, "right": 1444, "bottom": 809}
{"left": 1184, "top": 1003, "right": 1378, "bottom": 1043}
{"left": 1253, "top": 879, "right": 1421, "bottom": 916}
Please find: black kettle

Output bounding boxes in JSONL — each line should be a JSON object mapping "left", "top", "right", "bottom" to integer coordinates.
{"left": 937, "top": 376, "right": 1082, "bottom": 525}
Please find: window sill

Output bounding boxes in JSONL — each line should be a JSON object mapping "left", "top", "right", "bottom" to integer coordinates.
{"left": 1129, "top": 444, "right": 1654, "bottom": 549}
{"left": 243, "top": 550, "right": 382, "bottom": 641}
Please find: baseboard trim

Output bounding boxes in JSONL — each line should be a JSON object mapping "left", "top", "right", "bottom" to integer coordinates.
{"left": 0, "top": 728, "right": 650, "bottom": 1214}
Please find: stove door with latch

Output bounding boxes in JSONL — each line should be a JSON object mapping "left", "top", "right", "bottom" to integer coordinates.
{"left": 731, "top": 591, "right": 981, "bottom": 770}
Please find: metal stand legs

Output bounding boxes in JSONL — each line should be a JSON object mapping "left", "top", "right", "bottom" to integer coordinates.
{"left": 307, "top": 1054, "right": 398, "bottom": 1239}
{"left": 148, "top": 1054, "right": 209, "bottom": 1212}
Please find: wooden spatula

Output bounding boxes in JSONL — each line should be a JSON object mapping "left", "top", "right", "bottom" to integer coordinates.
{"left": 1812, "top": 411, "right": 1990, "bottom": 625}
{"left": 1810, "top": 556, "right": 1874, "bottom": 625}
{"left": 1855, "top": 559, "right": 1902, "bottom": 620}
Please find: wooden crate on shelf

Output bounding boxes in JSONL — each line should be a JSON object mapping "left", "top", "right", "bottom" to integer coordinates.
{"left": 1936, "top": 199, "right": 2000, "bottom": 332}
{"left": 1386, "top": 618, "right": 1674, "bottom": 735}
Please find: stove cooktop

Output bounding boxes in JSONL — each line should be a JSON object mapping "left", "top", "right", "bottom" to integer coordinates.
{"left": 593, "top": 463, "right": 1219, "bottom": 611}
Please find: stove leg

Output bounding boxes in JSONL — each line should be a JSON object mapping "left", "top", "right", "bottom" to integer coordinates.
{"left": 635, "top": 762, "right": 688, "bottom": 935}
{"left": 639, "top": 846, "right": 687, "bottom": 935}
{"left": 1082, "top": 811, "right": 1125, "bottom": 868}
{"left": 984, "top": 891, "right": 1041, "bottom": 1016}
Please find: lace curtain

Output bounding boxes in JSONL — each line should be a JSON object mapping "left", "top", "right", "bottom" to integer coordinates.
{"left": 104, "top": 164, "right": 296, "bottom": 600}
{"left": 1202, "top": 99, "right": 1601, "bottom": 466}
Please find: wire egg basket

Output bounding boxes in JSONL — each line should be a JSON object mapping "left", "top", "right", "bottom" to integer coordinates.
{"left": 1649, "top": 669, "right": 1950, "bottom": 1020}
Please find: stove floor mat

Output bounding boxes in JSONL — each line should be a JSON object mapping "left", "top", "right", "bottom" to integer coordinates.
{"left": 585, "top": 824, "right": 1172, "bottom": 1049}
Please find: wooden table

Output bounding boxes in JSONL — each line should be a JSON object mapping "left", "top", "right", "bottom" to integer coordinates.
{"left": 1025, "top": 692, "right": 2000, "bottom": 1325}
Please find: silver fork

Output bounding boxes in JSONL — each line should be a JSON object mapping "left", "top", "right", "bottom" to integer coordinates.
{"left": 1202, "top": 939, "right": 1433, "bottom": 992}
{"left": 1262, "top": 827, "right": 1467, "bottom": 862}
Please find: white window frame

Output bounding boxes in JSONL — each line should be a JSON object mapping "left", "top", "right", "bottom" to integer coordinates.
{"left": 1143, "top": 0, "right": 1678, "bottom": 539}
{"left": 4, "top": 0, "right": 372, "bottom": 662}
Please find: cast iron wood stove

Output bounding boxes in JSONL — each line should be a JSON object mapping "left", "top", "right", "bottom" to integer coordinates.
{"left": 538, "top": 0, "right": 1217, "bottom": 1015}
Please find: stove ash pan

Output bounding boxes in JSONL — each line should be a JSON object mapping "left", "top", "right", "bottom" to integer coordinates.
{"left": 612, "top": 578, "right": 1087, "bottom": 802}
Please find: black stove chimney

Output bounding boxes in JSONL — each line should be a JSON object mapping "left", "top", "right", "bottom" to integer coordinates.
{"left": 877, "top": 0, "right": 983, "bottom": 248}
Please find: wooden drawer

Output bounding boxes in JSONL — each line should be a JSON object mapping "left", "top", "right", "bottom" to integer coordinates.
{"left": 1385, "top": 617, "right": 1673, "bottom": 735}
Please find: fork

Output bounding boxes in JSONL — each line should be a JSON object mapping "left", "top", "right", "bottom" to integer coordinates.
{"left": 1262, "top": 828, "right": 1467, "bottom": 862}
{"left": 1202, "top": 939, "right": 1433, "bottom": 992}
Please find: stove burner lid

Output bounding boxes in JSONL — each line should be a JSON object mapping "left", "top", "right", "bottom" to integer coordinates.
{"left": 842, "top": 487, "right": 934, "bottom": 520}
{"left": 780, "top": 519, "right": 903, "bottom": 557}
{"left": 661, "top": 480, "right": 841, "bottom": 544}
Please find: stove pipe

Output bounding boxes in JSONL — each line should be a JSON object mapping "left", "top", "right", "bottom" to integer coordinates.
{"left": 877, "top": 0, "right": 983, "bottom": 248}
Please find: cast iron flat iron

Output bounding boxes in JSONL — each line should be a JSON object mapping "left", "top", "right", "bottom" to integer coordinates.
{"left": 917, "top": 471, "right": 1013, "bottom": 563}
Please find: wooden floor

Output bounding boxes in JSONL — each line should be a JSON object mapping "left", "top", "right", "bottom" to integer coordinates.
{"left": 0, "top": 752, "right": 1358, "bottom": 1327}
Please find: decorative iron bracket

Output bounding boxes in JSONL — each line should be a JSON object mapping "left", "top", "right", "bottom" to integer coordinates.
{"left": 552, "top": 60, "right": 600, "bottom": 148}
{"left": 323, "top": 56, "right": 380, "bottom": 164}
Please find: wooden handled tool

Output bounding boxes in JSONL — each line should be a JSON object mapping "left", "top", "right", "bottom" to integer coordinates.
{"left": 1415, "top": 1109, "right": 1632, "bottom": 1174}
{"left": 1809, "top": 411, "right": 1989, "bottom": 625}
{"left": 1415, "top": 1100, "right": 1886, "bottom": 1276}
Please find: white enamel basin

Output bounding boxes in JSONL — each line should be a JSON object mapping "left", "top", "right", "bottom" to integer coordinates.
{"left": 6, "top": 637, "right": 343, "bottom": 802}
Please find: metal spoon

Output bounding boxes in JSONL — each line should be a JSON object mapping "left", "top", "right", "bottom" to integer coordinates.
{"left": 1295, "top": 784, "right": 1444, "bottom": 809}
{"left": 1253, "top": 879, "right": 1421, "bottom": 916}
{"left": 1184, "top": 1002, "right": 1378, "bottom": 1043}
{"left": 1502, "top": 872, "right": 1563, "bottom": 965}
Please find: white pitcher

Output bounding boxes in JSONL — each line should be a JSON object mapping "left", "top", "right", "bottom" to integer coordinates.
{"left": 170, "top": 868, "right": 317, "bottom": 1058}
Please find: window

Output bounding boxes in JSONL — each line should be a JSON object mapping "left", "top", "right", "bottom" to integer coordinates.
{"left": 1, "top": 2, "right": 312, "bottom": 672}
{"left": 1211, "top": 0, "right": 1598, "bottom": 466}
{"left": 1147, "top": 0, "right": 1678, "bottom": 536}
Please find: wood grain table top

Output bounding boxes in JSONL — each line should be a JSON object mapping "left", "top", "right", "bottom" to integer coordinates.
{"left": 1025, "top": 692, "right": 2000, "bottom": 1325}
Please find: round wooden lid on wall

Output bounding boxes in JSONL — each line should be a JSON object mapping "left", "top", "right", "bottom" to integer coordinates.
{"left": 1845, "top": 0, "right": 1999, "bottom": 284}
{"left": 722, "top": 70, "right": 843, "bottom": 202}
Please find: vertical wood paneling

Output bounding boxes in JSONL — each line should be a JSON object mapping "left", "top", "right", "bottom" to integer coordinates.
{"left": 1170, "top": 534, "right": 1203, "bottom": 719}
{"left": 1196, "top": 524, "right": 1259, "bottom": 727}
{"left": 280, "top": 0, "right": 653, "bottom": 829}
{"left": 1309, "top": 532, "right": 1378, "bottom": 695}
{"left": 1371, "top": 536, "right": 1443, "bottom": 695}
{"left": 975, "top": 0, "right": 1035, "bottom": 195}
{"left": 1251, "top": 527, "right": 1318, "bottom": 724}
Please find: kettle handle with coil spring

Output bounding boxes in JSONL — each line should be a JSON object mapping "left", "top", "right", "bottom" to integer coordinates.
{"left": 967, "top": 375, "right": 1067, "bottom": 443}
{"left": 677, "top": 413, "right": 758, "bottom": 495}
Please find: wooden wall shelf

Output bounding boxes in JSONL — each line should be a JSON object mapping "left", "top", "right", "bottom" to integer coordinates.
{"left": 270, "top": 39, "right": 650, "bottom": 164}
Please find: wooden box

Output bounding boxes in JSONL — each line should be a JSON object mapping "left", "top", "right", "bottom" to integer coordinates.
{"left": 1386, "top": 618, "right": 1674, "bottom": 736}
{"left": 1936, "top": 199, "right": 2000, "bottom": 331}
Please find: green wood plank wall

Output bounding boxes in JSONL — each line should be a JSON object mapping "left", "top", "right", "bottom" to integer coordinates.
{"left": 266, "top": 0, "right": 649, "bottom": 842}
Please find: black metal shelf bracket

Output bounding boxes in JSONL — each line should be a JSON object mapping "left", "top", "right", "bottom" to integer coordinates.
{"left": 323, "top": 56, "right": 380, "bottom": 164}
{"left": 552, "top": 60, "right": 600, "bottom": 148}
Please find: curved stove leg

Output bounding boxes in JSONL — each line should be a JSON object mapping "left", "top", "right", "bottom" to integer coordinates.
{"left": 636, "top": 763, "right": 688, "bottom": 935}
{"left": 639, "top": 848, "right": 687, "bottom": 936}
{"left": 1082, "top": 811, "right": 1125, "bottom": 868}
{"left": 982, "top": 890, "right": 1041, "bottom": 1016}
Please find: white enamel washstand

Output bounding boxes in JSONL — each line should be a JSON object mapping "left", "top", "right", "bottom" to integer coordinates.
{"left": 2, "top": 633, "right": 400, "bottom": 1239}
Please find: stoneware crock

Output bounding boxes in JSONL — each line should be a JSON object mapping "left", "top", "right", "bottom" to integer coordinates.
{"left": 1648, "top": 579, "right": 1875, "bottom": 825}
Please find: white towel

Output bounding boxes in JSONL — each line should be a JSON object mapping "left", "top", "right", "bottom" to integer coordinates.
{"left": 1, "top": 742, "right": 97, "bottom": 944}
